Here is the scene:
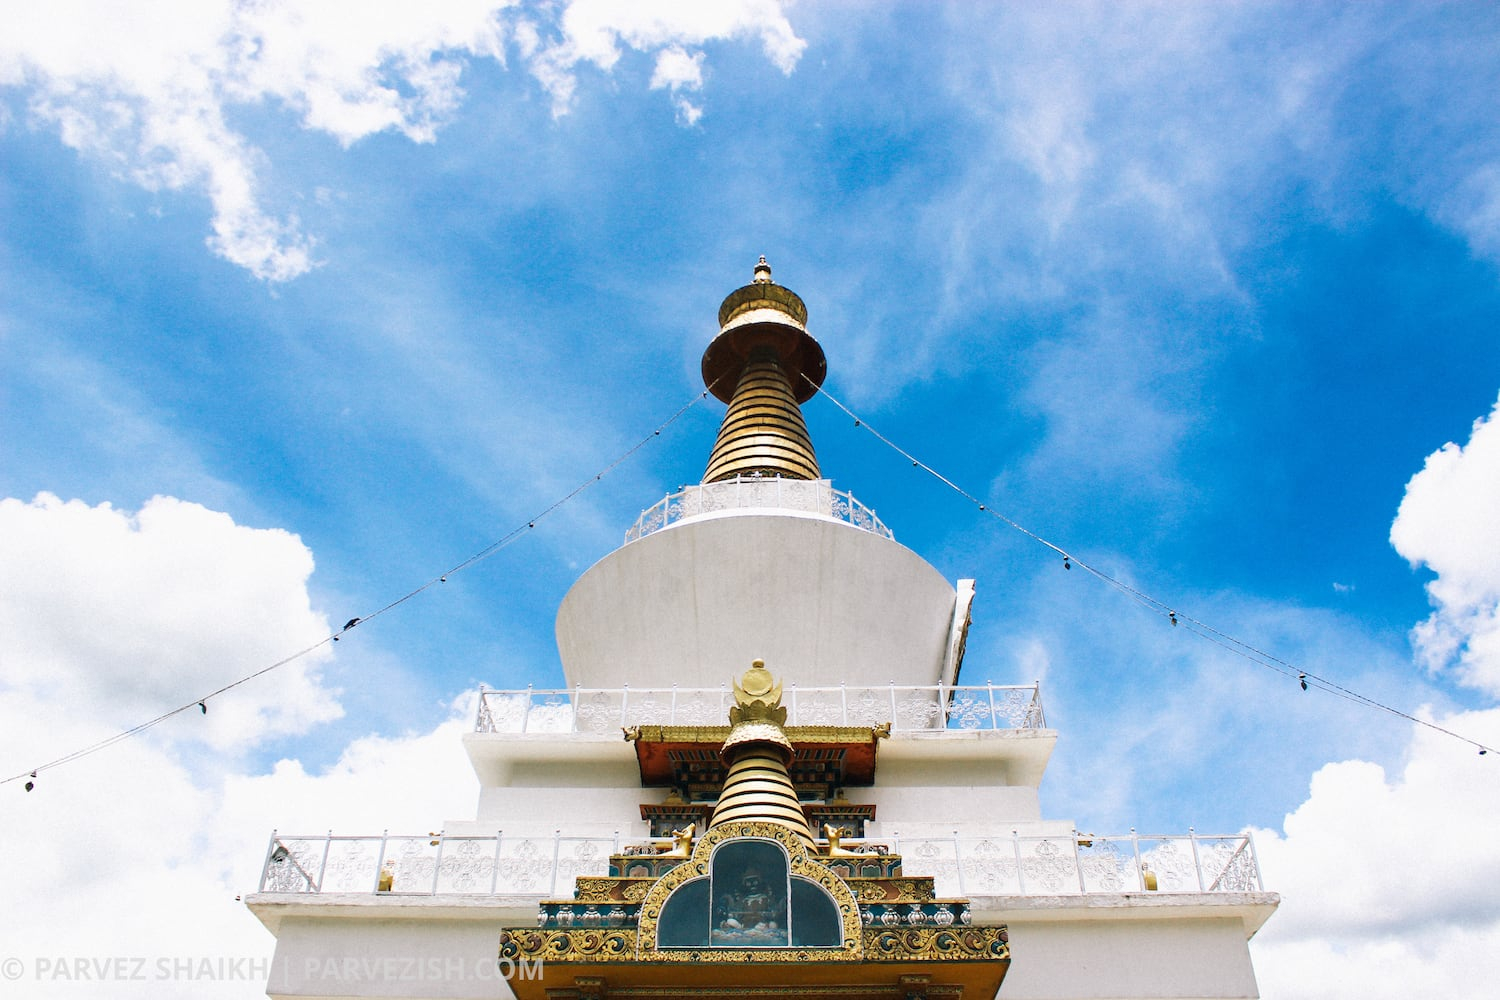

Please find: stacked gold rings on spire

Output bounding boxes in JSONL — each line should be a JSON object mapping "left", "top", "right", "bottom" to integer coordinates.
{"left": 700, "top": 257, "right": 828, "bottom": 484}
{"left": 703, "top": 350, "right": 819, "bottom": 481}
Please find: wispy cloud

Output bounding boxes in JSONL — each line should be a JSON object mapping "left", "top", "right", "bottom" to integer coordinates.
{"left": 0, "top": 0, "right": 804, "bottom": 280}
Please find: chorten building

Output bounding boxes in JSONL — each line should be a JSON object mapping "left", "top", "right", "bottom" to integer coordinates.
{"left": 247, "top": 260, "right": 1277, "bottom": 1000}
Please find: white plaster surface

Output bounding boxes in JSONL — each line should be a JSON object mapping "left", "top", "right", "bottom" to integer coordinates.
{"left": 260, "top": 913, "right": 516, "bottom": 1000}
{"left": 854, "top": 785, "right": 1048, "bottom": 835}
{"left": 463, "top": 733, "right": 640, "bottom": 788}
{"left": 878, "top": 729, "right": 1057, "bottom": 787}
{"left": 555, "top": 512, "right": 959, "bottom": 689}
{"left": 996, "top": 914, "right": 1266, "bottom": 999}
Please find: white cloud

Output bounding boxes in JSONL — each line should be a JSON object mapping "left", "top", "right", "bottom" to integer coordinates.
{"left": 0, "top": 493, "right": 341, "bottom": 753}
{"left": 651, "top": 45, "right": 705, "bottom": 92}
{"left": 1246, "top": 395, "right": 1500, "bottom": 999}
{"left": 1, "top": 0, "right": 323, "bottom": 280}
{"left": 0, "top": 701, "right": 477, "bottom": 999}
{"left": 1250, "top": 707, "right": 1500, "bottom": 999}
{"left": 650, "top": 45, "right": 706, "bottom": 125}
{"left": 0, "top": 492, "right": 478, "bottom": 998}
{"left": 518, "top": 0, "right": 803, "bottom": 115}
{"left": 0, "top": 0, "right": 804, "bottom": 279}
{"left": 1391, "top": 393, "right": 1500, "bottom": 698}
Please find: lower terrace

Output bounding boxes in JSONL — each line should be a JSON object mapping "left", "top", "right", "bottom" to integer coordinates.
{"left": 256, "top": 829, "right": 1264, "bottom": 900}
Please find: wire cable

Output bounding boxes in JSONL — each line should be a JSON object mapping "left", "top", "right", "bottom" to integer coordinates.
{"left": 804, "top": 374, "right": 1496, "bottom": 758}
{"left": 2, "top": 385, "right": 717, "bottom": 789}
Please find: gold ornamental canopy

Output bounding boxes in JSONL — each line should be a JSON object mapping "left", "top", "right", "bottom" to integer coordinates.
{"left": 701, "top": 258, "right": 827, "bottom": 483}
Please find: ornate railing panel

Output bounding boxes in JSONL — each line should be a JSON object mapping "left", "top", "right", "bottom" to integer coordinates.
{"left": 257, "top": 829, "right": 1262, "bottom": 898}
{"left": 258, "top": 832, "right": 616, "bottom": 896}
{"left": 625, "top": 477, "right": 893, "bottom": 543}
{"left": 896, "top": 832, "right": 1265, "bottom": 897}
{"left": 475, "top": 682, "right": 1046, "bottom": 734}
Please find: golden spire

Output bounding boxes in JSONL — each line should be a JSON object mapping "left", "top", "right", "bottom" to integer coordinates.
{"left": 700, "top": 258, "right": 827, "bottom": 483}
{"left": 708, "top": 659, "right": 816, "bottom": 847}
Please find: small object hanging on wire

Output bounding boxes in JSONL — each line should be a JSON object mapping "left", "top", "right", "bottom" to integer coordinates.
{"left": 1299, "top": 673, "right": 1308, "bottom": 691}
{"left": 199, "top": 701, "right": 207, "bottom": 714}
{"left": 1063, "top": 556, "right": 1071, "bottom": 571}
{"left": 1169, "top": 611, "right": 1178, "bottom": 626}
{"left": 25, "top": 771, "right": 36, "bottom": 792}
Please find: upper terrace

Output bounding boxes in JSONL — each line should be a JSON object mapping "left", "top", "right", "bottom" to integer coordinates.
{"left": 474, "top": 681, "right": 1045, "bottom": 735}
{"left": 624, "top": 475, "right": 891, "bottom": 543}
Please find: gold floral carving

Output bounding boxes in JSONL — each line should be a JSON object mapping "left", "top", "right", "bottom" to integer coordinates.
{"left": 500, "top": 929, "right": 636, "bottom": 962}
{"left": 846, "top": 879, "right": 938, "bottom": 902}
{"left": 574, "top": 878, "right": 656, "bottom": 903}
{"left": 863, "top": 927, "right": 1010, "bottom": 962}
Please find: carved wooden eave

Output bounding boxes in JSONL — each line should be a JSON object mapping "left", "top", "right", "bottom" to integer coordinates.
{"left": 625, "top": 724, "right": 887, "bottom": 796}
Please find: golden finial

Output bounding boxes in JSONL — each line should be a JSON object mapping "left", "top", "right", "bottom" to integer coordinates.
{"left": 730, "top": 658, "right": 786, "bottom": 726}
{"left": 753, "top": 255, "right": 773, "bottom": 283}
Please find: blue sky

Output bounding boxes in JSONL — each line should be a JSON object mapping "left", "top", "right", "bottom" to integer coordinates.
{"left": 4, "top": 3, "right": 1500, "bottom": 998}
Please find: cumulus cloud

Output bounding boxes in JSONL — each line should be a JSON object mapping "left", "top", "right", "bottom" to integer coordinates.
{"left": 1391, "top": 393, "right": 1500, "bottom": 698}
{"left": 0, "top": 0, "right": 804, "bottom": 280}
{"left": 0, "top": 493, "right": 340, "bottom": 753}
{"left": 0, "top": 700, "right": 478, "bottom": 999}
{"left": 0, "top": 492, "right": 478, "bottom": 998}
{"left": 1246, "top": 397, "right": 1500, "bottom": 999}
{"left": 1250, "top": 707, "right": 1500, "bottom": 999}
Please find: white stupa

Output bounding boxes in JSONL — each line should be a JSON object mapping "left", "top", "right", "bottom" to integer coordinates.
{"left": 247, "top": 260, "right": 1276, "bottom": 1000}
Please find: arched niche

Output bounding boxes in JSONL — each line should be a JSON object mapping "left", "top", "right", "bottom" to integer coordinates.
{"left": 657, "top": 837, "right": 841, "bottom": 949}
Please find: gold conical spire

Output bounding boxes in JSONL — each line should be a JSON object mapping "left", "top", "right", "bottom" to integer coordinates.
{"left": 708, "top": 659, "right": 815, "bottom": 847}
{"left": 703, "top": 350, "right": 819, "bottom": 481}
{"left": 700, "top": 258, "right": 827, "bottom": 484}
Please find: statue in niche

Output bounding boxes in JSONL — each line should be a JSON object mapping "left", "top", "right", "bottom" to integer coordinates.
{"left": 710, "top": 840, "right": 790, "bottom": 946}
{"left": 712, "top": 864, "right": 788, "bottom": 944}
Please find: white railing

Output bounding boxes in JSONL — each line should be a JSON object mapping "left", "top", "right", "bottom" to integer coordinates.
{"left": 255, "top": 829, "right": 1262, "bottom": 897}
{"left": 474, "top": 682, "right": 1046, "bottom": 734}
{"left": 625, "top": 476, "right": 893, "bottom": 543}
{"left": 894, "top": 830, "right": 1264, "bottom": 896}
{"left": 257, "top": 831, "right": 617, "bottom": 896}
